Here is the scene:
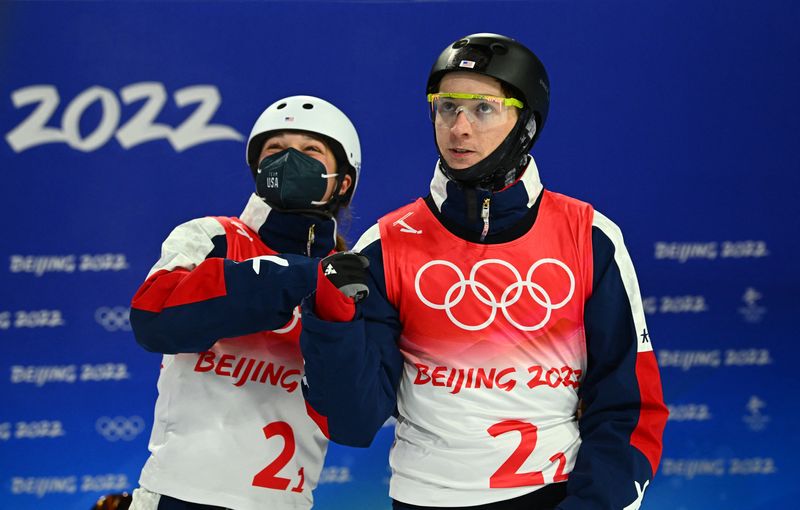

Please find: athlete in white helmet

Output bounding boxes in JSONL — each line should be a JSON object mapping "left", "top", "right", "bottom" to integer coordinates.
{"left": 300, "top": 34, "right": 668, "bottom": 510}
{"left": 127, "top": 95, "right": 365, "bottom": 510}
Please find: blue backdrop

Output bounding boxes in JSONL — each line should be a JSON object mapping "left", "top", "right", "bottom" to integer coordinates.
{"left": 1, "top": 1, "right": 798, "bottom": 509}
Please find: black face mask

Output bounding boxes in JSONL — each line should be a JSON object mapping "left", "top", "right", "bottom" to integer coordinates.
{"left": 256, "top": 148, "right": 337, "bottom": 211}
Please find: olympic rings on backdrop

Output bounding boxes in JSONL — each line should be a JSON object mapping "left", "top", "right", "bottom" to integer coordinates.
{"left": 414, "top": 258, "right": 575, "bottom": 331}
{"left": 95, "top": 416, "right": 145, "bottom": 441}
{"left": 95, "top": 307, "right": 131, "bottom": 332}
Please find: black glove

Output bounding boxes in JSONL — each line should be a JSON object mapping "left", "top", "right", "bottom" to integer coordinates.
{"left": 318, "top": 251, "right": 370, "bottom": 303}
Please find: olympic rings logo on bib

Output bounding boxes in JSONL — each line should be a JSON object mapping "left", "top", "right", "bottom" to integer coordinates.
{"left": 414, "top": 258, "right": 575, "bottom": 331}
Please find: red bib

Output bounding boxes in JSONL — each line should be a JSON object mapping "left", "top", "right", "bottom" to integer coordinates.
{"left": 379, "top": 191, "right": 595, "bottom": 506}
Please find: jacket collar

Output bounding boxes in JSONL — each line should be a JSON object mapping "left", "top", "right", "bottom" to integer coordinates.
{"left": 427, "top": 156, "right": 544, "bottom": 237}
{"left": 239, "top": 193, "right": 336, "bottom": 257}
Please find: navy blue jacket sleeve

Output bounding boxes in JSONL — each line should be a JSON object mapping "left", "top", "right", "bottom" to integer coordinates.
{"left": 299, "top": 230, "right": 405, "bottom": 447}
{"left": 130, "top": 217, "right": 317, "bottom": 354}
{"left": 558, "top": 215, "right": 668, "bottom": 510}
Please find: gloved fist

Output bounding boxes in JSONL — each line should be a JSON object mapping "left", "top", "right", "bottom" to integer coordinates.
{"left": 319, "top": 251, "right": 370, "bottom": 302}
{"left": 314, "top": 251, "right": 369, "bottom": 322}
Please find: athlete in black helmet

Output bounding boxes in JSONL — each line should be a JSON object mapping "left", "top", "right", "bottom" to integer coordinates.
{"left": 301, "top": 33, "right": 668, "bottom": 510}
{"left": 427, "top": 33, "right": 549, "bottom": 191}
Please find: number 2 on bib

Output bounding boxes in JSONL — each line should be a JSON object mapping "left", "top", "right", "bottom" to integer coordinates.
{"left": 488, "top": 420, "right": 568, "bottom": 488}
{"left": 252, "top": 421, "right": 305, "bottom": 493}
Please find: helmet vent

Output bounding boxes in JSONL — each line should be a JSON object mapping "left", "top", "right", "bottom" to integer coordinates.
{"left": 490, "top": 43, "right": 508, "bottom": 55}
{"left": 276, "top": 103, "right": 287, "bottom": 109}
{"left": 453, "top": 39, "right": 468, "bottom": 49}
{"left": 302, "top": 103, "right": 314, "bottom": 110}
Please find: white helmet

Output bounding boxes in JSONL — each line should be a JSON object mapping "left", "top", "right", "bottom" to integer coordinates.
{"left": 246, "top": 95, "right": 362, "bottom": 205}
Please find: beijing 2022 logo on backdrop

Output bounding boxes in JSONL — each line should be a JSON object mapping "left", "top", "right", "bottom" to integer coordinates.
{"left": 414, "top": 258, "right": 575, "bottom": 331}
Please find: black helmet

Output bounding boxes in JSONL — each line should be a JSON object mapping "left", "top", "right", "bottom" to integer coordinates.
{"left": 427, "top": 33, "right": 550, "bottom": 190}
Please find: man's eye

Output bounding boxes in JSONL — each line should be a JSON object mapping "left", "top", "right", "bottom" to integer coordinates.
{"left": 439, "top": 101, "right": 457, "bottom": 112}
{"left": 475, "top": 102, "right": 497, "bottom": 115}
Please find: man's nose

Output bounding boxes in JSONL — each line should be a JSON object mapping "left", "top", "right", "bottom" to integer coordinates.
{"left": 450, "top": 109, "right": 472, "bottom": 136}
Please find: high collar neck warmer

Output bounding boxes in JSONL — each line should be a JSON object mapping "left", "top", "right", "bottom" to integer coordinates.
{"left": 239, "top": 193, "right": 336, "bottom": 257}
{"left": 427, "top": 156, "right": 544, "bottom": 238}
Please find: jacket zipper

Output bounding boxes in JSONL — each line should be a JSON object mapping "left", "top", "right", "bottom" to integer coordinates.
{"left": 480, "top": 198, "right": 491, "bottom": 242}
{"left": 306, "top": 224, "right": 315, "bottom": 257}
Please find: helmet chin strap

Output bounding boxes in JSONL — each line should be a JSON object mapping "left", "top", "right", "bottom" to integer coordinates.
{"left": 437, "top": 110, "right": 537, "bottom": 191}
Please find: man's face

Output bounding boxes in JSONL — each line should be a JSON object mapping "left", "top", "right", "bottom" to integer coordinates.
{"left": 434, "top": 72, "right": 519, "bottom": 170}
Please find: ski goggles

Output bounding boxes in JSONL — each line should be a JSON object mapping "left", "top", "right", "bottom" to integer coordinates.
{"left": 427, "top": 93, "right": 524, "bottom": 130}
